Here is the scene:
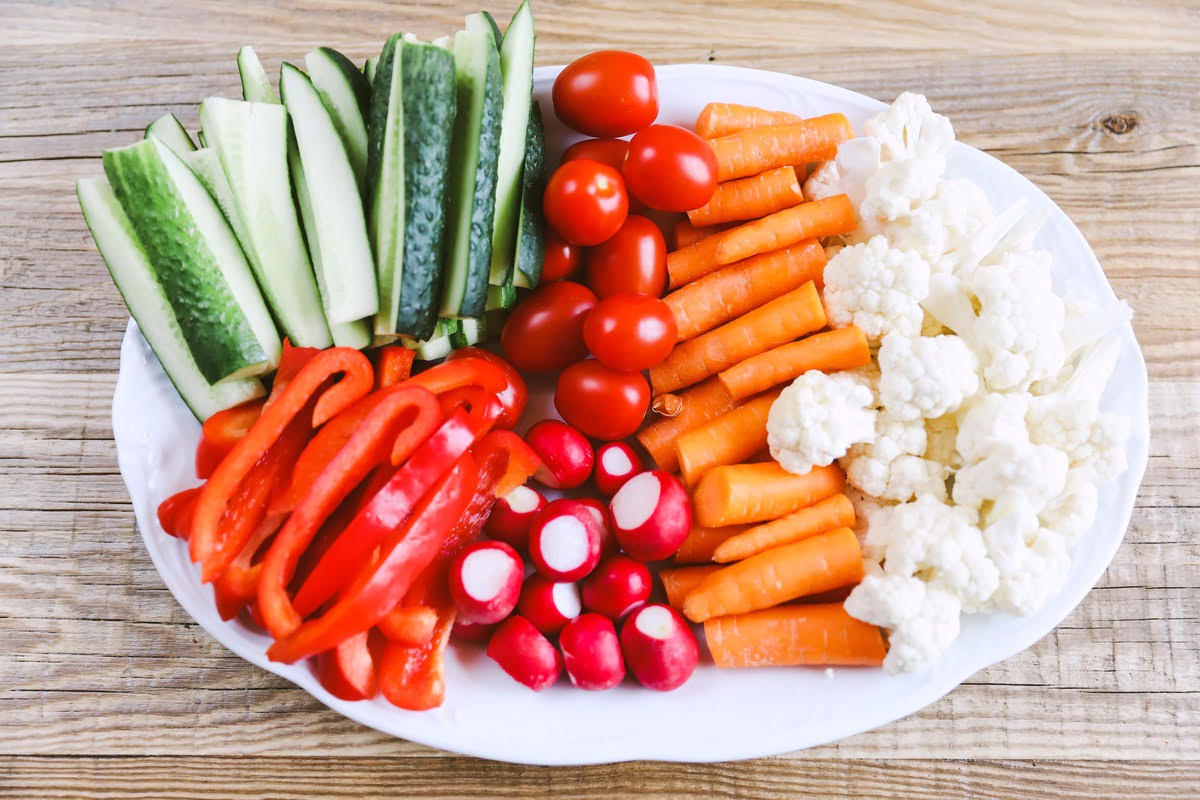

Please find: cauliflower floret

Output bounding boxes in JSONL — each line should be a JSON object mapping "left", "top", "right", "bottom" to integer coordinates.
{"left": 803, "top": 136, "right": 882, "bottom": 209}
{"left": 860, "top": 158, "right": 942, "bottom": 223}
{"left": 924, "top": 414, "right": 961, "bottom": 469}
{"left": 1040, "top": 471, "right": 1100, "bottom": 545}
{"left": 863, "top": 179, "right": 994, "bottom": 270}
{"left": 952, "top": 440, "right": 1069, "bottom": 515}
{"left": 845, "top": 573, "right": 961, "bottom": 673}
{"left": 767, "top": 371, "right": 877, "bottom": 475}
{"left": 843, "top": 487, "right": 892, "bottom": 544}
{"left": 823, "top": 235, "right": 931, "bottom": 342}
{"left": 862, "top": 92, "right": 955, "bottom": 166}
{"left": 980, "top": 505, "right": 1071, "bottom": 615}
{"left": 841, "top": 411, "right": 949, "bottom": 502}
{"left": 955, "top": 392, "right": 1031, "bottom": 463}
{"left": 877, "top": 334, "right": 979, "bottom": 421}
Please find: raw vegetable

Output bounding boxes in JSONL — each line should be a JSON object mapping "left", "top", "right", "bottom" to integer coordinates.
{"left": 517, "top": 574, "right": 581, "bottom": 635}
{"left": 707, "top": 113, "right": 854, "bottom": 181}
{"left": 452, "top": 619, "right": 496, "bottom": 643}
{"left": 500, "top": 280, "right": 597, "bottom": 373}
{"left": 766, "top": 370, "right": 877, "bottom": 476}
{"left": 237, "top": 46, "right": 280, "bottom": 104}
{"left": 562, "top": 137, "right": 630, "bottom": 172}
{"left": 619, "top": 604, "right": 698, "bottom": 691}
{"left": 144, "top": 113, "right": 197, "bottom": 155}
{"left": 659, "top": 565, "right": 720, "bottom": 610}
{"left": 581, "top": 555, "right": 652, "bottom": 618}
{"left": 675, "top": 389, "right": 782, "bottom": 487}
{"left": 527, "top": 498, "right": 603, "bottom": 582}
{"left": 584, "top": 215, "right": 668, "bottom": 299}
{"left": 673, "top": 524, "right": 748, "bottom": 564}
{"left": 543, "top": 159, "right": 629, "bottom": 246}
{"left": 559, "top": 614, "right": 626, "bottom": 690}
{"left": 377, "top": 606, "right": 438, "bottom": 646}
{"left": 609, "top": 471, "right": 691, "bottom": 562}
{"left": 487, "top": 615, "right": 562, "bottom": 691}
{"left": 692, "top": 462, "right": 846, "bottom": 527}
{"left": 583, "top": 295, "right": 677, "bottom": 372}
{"left": 593, "top": 441, "right": 644, "bottom": 497}
{"left": 305, "top": 47, "right": 372, "bottom": 191}
{"left": 713, "top": 493, "right": 856, "bottom": 563}
{"left": 694, "top": 103, "right": 801, "bottom": 139}
{"left": 484, "top": 484, "right": 547, "bottom": 552}
{"left": 635, "top": 377, "right": 737, "bottom": 472}
{"left": 525, "top": 419, "right": 594, "bottom": 489}
{"left": 622, "top": 124, "right": 718, "bottom": 212}
{"left": 317, "top": 632, "right": 377, "bottom": 700}
{"left": 513, "top": 100, "right": 548, "bottom": 288}
{"left": 715, "top": 194, "right": 856, "bottom": 265}
{"left": 555, "top": 360, "right": 651, "bottom": 442}
{"left": 195, "top": 398, "right": 265, "bottom": 478}
{"left": 704, "top": 604, "right": 887, "bottom": 668}
{"left": 718, "top": 325, "right": 871, "bottom": 400}
{"left": 542, "top": 231, "right": 582, "bottom": 282}
{"left": 375, "top": 344, "right": 415, "bottom": 389}
{"left": 665, "top": 226, "right": 730, "bottom": 289}
{"left": 448, "top": 540, "right": 524, "bottom": 624}
{"left": 687, "top": 166, "right": 804, "bottom": 226}
{"left": 552, "top": 50, "right": 658, "bottom": 138}
{"left": 672, "top": 218, "right": 732, "bottom": 249}
{"left": 577, "top": 497, "right": 620, "bottom": 558}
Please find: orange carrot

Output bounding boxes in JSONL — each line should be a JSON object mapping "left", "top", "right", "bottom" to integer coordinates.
{"left": 693, "top": 462, "right": 846, "bottom": 527}
{"left": 682, "top": 527, "right": 863, "bottom": 622}
{"left": 666, "top": 229, "right": 729, "bottom": 290}
{"left": 664, "top": 240, "right": 825, "bottom": 342}
{"left": 704, "top": 603, "right": 886, "bottom": 668}
{"left": 660, "top": 566, "right": 722, "bottom": 609}
{"left": 715, "top": 194, "right": 856, "bottom": 265}
{"left": 695, "top": 103, "right": 804, "bottom": 139}
{"left": 672, "top": 219, "right": 734, "bottom": 249}
{"left": 687, "top": 167, "right": 804, "bottom": 227}
{"left": 674, "top": 524, "right": 750, "bottom": 564}
{"left": 676, "top": 389, "right": 782, "bottom": 487}
{"left": 635, "top": 378, "right": 736, "bottom": 472}
{"left": 648, "top": 281, "right": 826, "bottom": 395}
{"left": 713, "top": 494, "right": 856, "bottom": 563}
{"left": 708, "top": 114, "right": 854, "bottom": 181}
{"left": 718, "top": 325, "right": 871, "bottom": 400}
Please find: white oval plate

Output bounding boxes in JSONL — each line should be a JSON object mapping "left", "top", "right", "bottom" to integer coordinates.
{"left": 113, "top": 65, "right": 1149, "bottom": 765}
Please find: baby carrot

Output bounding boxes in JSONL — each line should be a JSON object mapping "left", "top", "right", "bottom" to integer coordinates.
{"left": 676, "top": 389, "right": 783, "bottom": 487}
{"left": 682, "top": 527, "right": 863, "bottom": 623}
{"left": 665, "top": 240, "right": 825, "bottom": 342}
{"left": 674, "top": 524, "right": 751, "bottom": 564}
{"left": 717, "top": 325, "right": 872, "bottom": 400}
{"left": 660, "top": 565, "right": 721, "bottom": 609}
{"left": 635, "top": 377, "right": 737, "bottom": 472}
{"left": 649, "top": 282, "right": 826, "bottom": 395}
{"left": 708, "top": 114, "right": 854, "bottom": 181}
{"left": 715, "top": 194, "right": 856, "bottom": 265}
{"left": 666, "top": 229, "right": 731, "bottom": 290}
{"left": 704, "top": 603, "right": 886, "bottom": 668}
{"left": 692, "top": 462, "right": 845, "bottom": 527}
{"left": 694, "top": 103, "right": 804, "bottom": 139}
{"left": 672, "top": 218, "right": 734, "bottom": 249}
{"left": 688, "top": 167, "right": 804, "bottom": 226}
{"left": 713, "top": 494, "right": 856, "bottom": 563}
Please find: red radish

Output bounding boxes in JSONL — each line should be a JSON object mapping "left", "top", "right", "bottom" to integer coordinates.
{"left": 487, "top": 616, "right": 563, "bottom": 691}
{"left": 528, "top": 499, "right": 602, "bottom": 581}
{"left": 577, "top": 496, "right": 619, "bottom": 558}
{"left": 518, "top": 574, "right": 582, "bottom": 635}
{"left": 452, "top": 619, "right": 497, "bottom": 644}
{"left": 582, "top": 555, "right": 652, "bottom": 618}
{"left": 609, "top": 470, "right": 692, "bottom": 561}
{"left": 525, "top": 419, "right": 594, "bottom": 489}
{"left": 448, "top": 541, "right": 524, "bottom": 625}
{"left": 484, "top": 484, "right": 547, "bottom": 553}
{"left": 620, "top": 604, "right": 698, "bottom": 691}
{"left": 593, "top": 441, "right": 644, "bottom": 496}
{"left": 559, "top": 613, "right": 626, "bottom": 690}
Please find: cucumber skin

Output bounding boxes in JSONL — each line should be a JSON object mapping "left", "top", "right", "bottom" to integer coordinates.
{"left": 366, "top": 36, "right": 405, "bottom": 336}
{"left": 316, "top": 47, "right": 371, "bottom": 119}
{"left": 513, "top": 100, "right": 547, "bottom": 289}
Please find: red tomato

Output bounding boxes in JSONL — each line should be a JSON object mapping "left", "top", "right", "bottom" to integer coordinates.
{"left": 543, "top": 159, "right": 629, "bottom": 246}
{"left": 622, "top": 125, "right": 719, "bottom": 212}
{"left": 501, "top": 281, "right": 598, "bottom": 374}
{"left": 583, "top": 295, "right": 677, "bottom": 372}
{"left": 585, "top": 215, "right": 667, "bottom": 299}
{"left": 552, "top": 51, "right": 658, "bottom": 138}
{"left": 542, "top": 231, "right": 582, "bottom": 282}
{"left": 444, "top": 346, "right": 528, "bottom": 429}
{"left": 555, "top": 360, "right": 651, "bottom": 441}
{"left": 561, "top": 138, "right": 629, "bottom": 172}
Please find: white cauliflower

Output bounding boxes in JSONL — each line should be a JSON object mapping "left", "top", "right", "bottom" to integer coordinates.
{"left": 980, "top": 504, "right": 1071, "bottom": 615}
{"left": 955, "top": 392, "right": 1031, "bottom": 463}
{"left": 767, "top": 371, "right": 877, "bottom": 475}
{"left": 841, "top": 411, "right": 949, "bottom": 502}
{"left": 863, "top": 179, "right": 994, "bottom": 269}
{"left": 862, "top": 92, "right": 955, "bottom": 166}
{"left": 823, "top": 235, "right": 931, "bottom": 342}
{"left": 860, "top": 159, "right": 943, "bottom": 223}
{"left": 845, "top": 571, "right": 962, "bottom": 673}
{"left": 877, "top": 334, "right": 979, "bottom": 421}
{"left": 924, "top": 414, "right": 961, "bottom": 469}
{"left": 1040, "top": 473, "right": 1100, "bottom": 545}
{"left": 952, "top": 440, "right": 1069, "bottom": 515}
{"left": 803, "top": 136, "right": 882, "bottom": 210}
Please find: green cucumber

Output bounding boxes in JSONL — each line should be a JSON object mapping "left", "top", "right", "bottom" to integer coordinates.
{"left": 512, "top": 100, "right": 546, "bottom": 289}
{"left": 78, "top": 178, "right": 265, "bottom": 420}
{"left": 367, "top": 34, "right": 457, "bottom": 341}
{"left": 486, "top": 282, "right": 517, "bottom": 311}
{"left": 364, "top": 56, "right": 379, "bottom": 84}
{"left": 449, "top": 316, "right": 487, "bottom": 348}
{"left": 183, "top": 148, "right": 254, "bottom": 254}
{"left": 305, "top": 47, "right": 371, "bottom": 192}
{"left": 439, "top": 14, "right": 503, "bottom": 319}
{"left": 144, "top": 114, "right": 196, "bottom": 157}
{"left": 238, "top": 46, "right": 279, "bottom": 104}
{"left": 404, "top": 319, "right": 455, "bottom": 361}
{"left": 488, "top": 0, "right": 535, "bottom": 286}
{"left": 102, "top": 138, "right": 280, "bottom": 382}
{"left": 199, "top": 97, "right": 332, "bottom": 348}
{"left": 481, "top": 10, "right": 504, "bottom": 47}
{"left": 280, "top": 62, "right": 379, "bottom": 325}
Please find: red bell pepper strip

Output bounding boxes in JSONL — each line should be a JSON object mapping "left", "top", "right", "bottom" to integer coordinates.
{"left": 406, "top": 356, "right": 509, "bottom": 397}
{"left": 269, "top": 341, "right": 323, "bottom": 402}
{"left": 437, "top": 385, "right": 503, "bottom": 432}
{"left": 190, "top": 348, "right": 374, "bottom": 581}
{"left": 158, "top": 485, "right": 202, "bottom": 539}
{"left": 376, "top": 345, "right": 416, "bottom": 389}
{"left": 211, "top": 512, "right": 284, "bottom": 621}
{"left": 267, "top": 453, "right": 478, "bottom": 664}
{"left": 445, "top": 347, "right": 528, "bottom": 430}
{"left": 378, "top": 597, "right": 455, "bottom": 711}
{"left": 377, "top": 606, "right": 438, "bottom": 647}
{"left": 473, "top": 430, "right": 542, "bottom": 499}
{"left": 290, "top": 406, "right": 486, "bottom": 619}
{"left": 257, "top": 385, "right": 442, "bottom": 641}
{"left": 316, "top": 630, "right": 379, "bottom": 701}
{"left": 195, "top": 398, "right": 265, "bottom": 479}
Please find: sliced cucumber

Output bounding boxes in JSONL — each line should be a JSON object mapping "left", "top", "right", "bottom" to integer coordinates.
{"left": 486, "top": 282, "right": 517, "bottom": 311}
{"left": 440, "top": 14, "right": 503, "bottom": 319}
{"left": 238, "top": 46, "right": 279, "bottom": 104}
{"left": 481, "top": 10, "right": 504, "bottom": 47}
{"left": 280, "top": 62, "right": 379, "bottom": 324}
{"left": 306, "top": 47, "right": 371, "bottom": 192}
{"left": 449, "top": 316, "right": 487, "bottom": 348}
{"left": 183, "top": 148, "right": 253, "bottom": 250}
{"left": 103, "top": 138, "right": 280, "bottom": 382}
{"left": 144, "top": 114, "right": 197, "bottom": 157}
{"left": 364, "top": 56, "right": 379, "bottom": 85}
{"left": 488, "top": 0, "right": 535, "bottom": 286}
{"left": 404, "top": 319, "right": 455, "bottom": 361}
{"left": 199, "top": 97, "right": 331, "bottom": 348}
{"left": 513, "top": 100, "right": 547, "bottom": 289}
{"left": 78, "top": 178, "right": 264, "bottom": 420}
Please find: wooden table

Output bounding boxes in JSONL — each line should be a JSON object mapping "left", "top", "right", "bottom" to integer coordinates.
{"left": 3, "top": 1, "right": 1197, "bottom": 796}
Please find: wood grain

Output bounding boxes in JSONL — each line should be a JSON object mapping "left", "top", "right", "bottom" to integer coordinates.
{"left": 2, "top": 0, "right": 1198, "bottom": 797}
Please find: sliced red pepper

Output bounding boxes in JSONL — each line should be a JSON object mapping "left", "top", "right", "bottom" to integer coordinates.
{"left": 406, "top": 356, "right": 509, "bottom": 397}
{"left": 316, "top": 630, "right": 378, "bottom": 701}
{"left": 266, "top": 453, "right": 478, "bottom": 664}
{"left": 158, "top": 486, "right": 202, "bottom": 539}
{"left": 195, "top": 398, "right": 265, "bottom": 479}
{"left": 211, "top": 513, "right": 284, "bottom": 621}
{"left": 378, "top": 599, "right": 455, "bottom": 711}
{"left": 377, "top": 606, "right": 438, "bottom": 647}
{"left": 376, "top": 345, "right": 416, "bottom": 389}
{"left": 190, "top": 348, "right": 374, "bottom": 581}
{"left": 473, "top": 430, "right": 542, "bottom": 499}
{"left": 269, "top": 341, "right": 323, "bottom": 401}
{"left": 438, "top": 385, "right": 503, "bottom": 432}
{"left": 257, "top": 385, "right": 442, "bottom": 641}
{"left": 445, "top": 347, "right": 528, "bottom": 430}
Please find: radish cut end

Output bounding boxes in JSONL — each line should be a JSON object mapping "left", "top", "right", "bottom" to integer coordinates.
{"left": 552, "top": 582, "right": 582, "bottom": 618}
{"left": 540, "top": 516, "right": 589, "bottom": 572}
{"left": 634, "top": 605, "right": 675, "bottom": 640}
{"left": 461, "top": 549, "right": 514, "bottom": 602}
{"left": 612, "top": 472, "right": 660, "bottom": 530}
{"left": 506, "top": 485, "right": 540, "bottom": 514}
{"left": 601, "top": 445, "right": 633, "bottom": 476}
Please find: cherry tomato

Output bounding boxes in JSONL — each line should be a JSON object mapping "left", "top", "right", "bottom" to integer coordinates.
{"left": 543, "top": 159, "right": 629, "bottom": 246}
{"left": 501, "top": 281, "right": 598, "bottom": 374}
{"left": 622, "top": 124, "right": 719, "bottom": 212}
{"left": 561, "top": 138, "right": 629, "bottom": 172}
{"left": 552, "top": 51, "right": 658, "bottom": 138}
{"left": 585, "top": 215, "right": 667, "bottom": 299}
{"left": 583, "top": 295, "right": 677, "bottom": 372}
{"left": 542, "top": 232, "right": 582, "bottom": 282}
{"left": 555, "top": 360, "right": 651, "bottom": 441}
{"left": 444, "top": 347, "right": 528, "bottom": 429}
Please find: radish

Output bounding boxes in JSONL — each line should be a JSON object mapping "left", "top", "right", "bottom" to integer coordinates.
{"left": 576, "top": 496, "right": 619, "bottom": 558}
{"left": 487, "top": 616, "right": 562, "bottom": 691}
{"left": 451, "top": 619, "right": 497, "bottom": 644}
{"left": 581, "top": 555, "right": 652, "bottom": 618}
{"left": 559, "top": 613, "right": 626, "bottom": 690}
{"left": 593, "top": 441, "right": 644, "bottom": 496}
{"left": 527, "top": 499, "right": 602, "bottom": 581}
{"left": 620, "top": 604, "right": 698, "bottom": 691}
{"left": 525, "top": 419, "right": 594, "bottom": 489}
{"left": 448, "top": 541, "right": 524, "bottom": 624}
{"left": 609, "top": 470, "right": 692, "bottom": 561}
{"left": 518, "top": 574, "right": 581, "bottom": 635}
{"left": 484, "top": 484, "right": 547, "bottom": 553}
